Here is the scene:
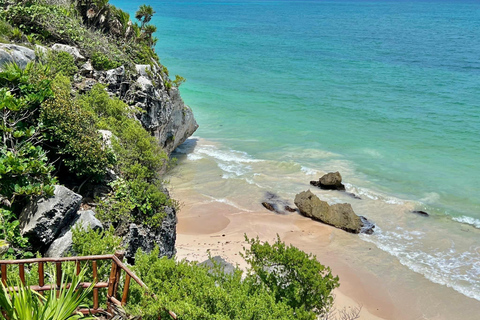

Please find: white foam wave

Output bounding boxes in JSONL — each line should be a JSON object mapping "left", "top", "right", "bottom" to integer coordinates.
{"left": 195, "top": 145, "right": 261, "bottom": 163}
{"left": 361, "top": 228, "right": 480, "bottom": 301}
{"left": 187, "top": 153, "right": 203, "bottom": 161}
{"left": 452, "top": 216, "right": 480, "bottom": 229}
{"left": 203, "top": 196, "right": 252, "bottom": 212}
{"left": 301, "top": 166, "right": 319, "bottom": 175}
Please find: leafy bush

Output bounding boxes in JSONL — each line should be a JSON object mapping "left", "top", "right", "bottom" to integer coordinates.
{"left": 127, "top": 237, "right": 339, "bottom": 320}
{"left": 78, "top": 85, "right": 172, "bottom": 227}
{"left": 128, "top": 248, "right": 297, "bottom": 320}
{"left": 40, "top": 75, "right": 115, "bottom": 182}
{"left": 242, "top": 235, "right": 339, "bottom": 317}
{"left": 45, "top": 51, "right": 78, "bottom": 78}
{"left": 91, "top": 51, "right": 122, "bottom": 71}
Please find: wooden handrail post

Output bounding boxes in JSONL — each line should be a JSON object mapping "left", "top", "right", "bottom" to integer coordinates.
{"left": 93, "top": 261, "right": 99, "bottom": 310}
{"left": 0, "top": 264, "right": 6, "bottom": 286}
{"left": 121, "top": 274, "right": 131, "bottom": 306}
{"left": 19, "top": 264, "right": 25, "bottom": 285}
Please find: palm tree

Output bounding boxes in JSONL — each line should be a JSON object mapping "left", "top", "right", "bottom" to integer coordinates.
{"left": 142, "top": 24, "right": 157, "bottom": 46}
{"left": 135, "top": 4, "right": 155, "bottom": 29}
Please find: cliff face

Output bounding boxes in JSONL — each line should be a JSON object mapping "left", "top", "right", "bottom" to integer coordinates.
{"left": 77, "top": 62, "right": 198, "bottom": 155}
{"left": 0, "top": 43, "right": 196, "bottom": 258}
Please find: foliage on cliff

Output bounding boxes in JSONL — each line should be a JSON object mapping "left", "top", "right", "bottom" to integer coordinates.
{"left": 127, "top": 237, "right": 339, "bottom": 320}
{"left": 0, "top": 0, "right": 176, "bottom": 258}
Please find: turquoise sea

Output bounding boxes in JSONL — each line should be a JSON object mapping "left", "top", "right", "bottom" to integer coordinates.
{"left": 111, "top": 0, "right": 480, "bottom": 303}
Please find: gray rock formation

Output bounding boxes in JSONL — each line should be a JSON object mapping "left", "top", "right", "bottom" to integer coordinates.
{"left": 51, "top": 43, "right": 85, "bottom": 61}
{"left": 0, "top": 240, "right": 9, "bottom": 256}
{"left": 0, "top": 44, "right": 35, "bottom": 69}
{"left": 310, "top": 171, "right": 346, "bottom": 191}
{"left": 294, "top": 190, "right": 364, "bottom": 233}
{"left": 20, "top": 185, "right": 82, "bottom": 252}
{"left": 124, "top": 206, "right": 177, "bottom": 263}
{"left": 46, "top": 210, "right": 103, "bottom": 257}
{"left": 200, "top": 256, "right": 235, "bottom": 275}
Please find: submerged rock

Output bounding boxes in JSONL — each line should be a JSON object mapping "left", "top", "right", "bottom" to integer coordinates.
{"left": 261, "top": 192, "right": 296, "bottom": 214}
{"left": 412, "top": 210, "right": 429, "bottom": 217}
{"left": 294, "top": 190, "right": 364, "bottom": 234}
{"left": 310, "top": 171, "right": 346, "bottom": 191}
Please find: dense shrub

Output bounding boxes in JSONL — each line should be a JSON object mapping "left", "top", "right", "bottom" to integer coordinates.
{"left": 91, "top": 51, "right": 122, "bottom": 71}
{"left": 0, "top": 63, "right": 56, "bottom": 257}
{"left": 40, "top": 76, "right": 115, "bottom": 182}
{"left": 45, "top": 50, "right": 78, "bottom": 78}
{"left": 78, "top": 85, "right": 172, "bottom": 227}
{"left": 127, "top": 237, "right": 339, "bottom": 320}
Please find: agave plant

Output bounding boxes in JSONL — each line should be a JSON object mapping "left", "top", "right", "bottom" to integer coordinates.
{"left": 0, "top": 267, "right": 96, "bottom": 320}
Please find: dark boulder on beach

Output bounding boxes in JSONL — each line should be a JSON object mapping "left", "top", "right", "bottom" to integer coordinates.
{"left": 310, "top": 171, "right": 346, "bottom": 191}
{"left": 294, "top": 190, "right": 365, "bottom": 233}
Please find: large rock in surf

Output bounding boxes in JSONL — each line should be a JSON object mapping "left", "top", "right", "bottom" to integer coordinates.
{"left": 310, "top": 171, "right": 346, "bottom": 191}
{"left": 19, "top": 185, "right": 82, "bottom": 252}
{"left": 294, "top": 190, "right": 363, "bottom": 233}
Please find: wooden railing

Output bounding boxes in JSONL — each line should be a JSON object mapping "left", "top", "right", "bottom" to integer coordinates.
{"left": 0, "top": 251, "right": 176, "bottom": 319}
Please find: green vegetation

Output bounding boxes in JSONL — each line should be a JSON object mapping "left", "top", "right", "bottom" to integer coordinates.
{"left": 0, "top": 63, "right": 57, "bottom": 257}
{"left": 126, "top": 236, "right": 339, "bottom": 320}
{"left": 0, "top": 268, "right": 95, "bottom": 320}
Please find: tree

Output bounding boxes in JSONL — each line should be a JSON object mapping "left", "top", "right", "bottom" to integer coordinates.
{"left": 135, "top": 4, "right": 155, "bottom": 29}
{"left": 242, "top": 235, "right": 340, "bottom": 317}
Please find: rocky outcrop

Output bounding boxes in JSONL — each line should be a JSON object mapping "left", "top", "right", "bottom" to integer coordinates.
{"left": 124, "top": 206, "right": 177, "bottom": 263}
{"left": 200, "top": 256, "right": 235, "bottom": 275}
{"left": 52, "top": 43, "right": 85, "bottom": 61}
{"left": 310, "top": 172, "right": 345, "bottom": 191}
{"left": 46, "top": 210, "right": 103, "bottom": 257}
{"left": 0, "top": 44, "right": 35, "bottom": 70}
{"left": 124, "top": 64, "right": 198, "bottom": 154}
{"left": 294, "top": 190, "right": 367, "bottom": 234}
{"left": 19, "top": 185, "right": 82, "bottom": 252}
{"left": 76, "top": 63, "right": 198, "bottom": 154}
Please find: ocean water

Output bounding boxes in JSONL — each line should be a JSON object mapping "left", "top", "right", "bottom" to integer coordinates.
{"left": 111, "top": 0, "right": 480, "bottom": 304}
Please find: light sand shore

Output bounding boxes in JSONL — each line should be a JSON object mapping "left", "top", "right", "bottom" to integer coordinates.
{"left": 174, "top": 195, "right": 391, "bottom": 320}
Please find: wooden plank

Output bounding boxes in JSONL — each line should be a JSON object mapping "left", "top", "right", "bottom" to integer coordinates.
{"left": 19, "top": 264, "right": 25, "bottom": 285}
{"left": 93, "top": 261, "right": 99, "bottom": 310}
{"left": 1, "top": 264, "right": 6, "bottom": 286}
{"left": 121, "top": 274, "right": 131, "bottom": 306}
